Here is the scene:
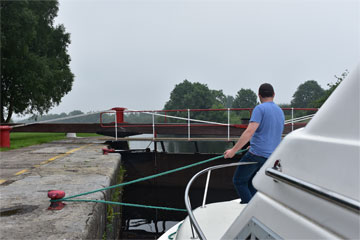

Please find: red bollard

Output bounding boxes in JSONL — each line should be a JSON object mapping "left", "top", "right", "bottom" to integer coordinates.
{"left": 102, "top": 147, "right": 116, "bottom": 155}
{"left": 48, "top": 190, "right": 66, "bottom": 210}
{"left": 0, "top": 126, "right": 12, "bottom": 148}
{"left": 111, "top": 107, "right": 127, "bottom": 123}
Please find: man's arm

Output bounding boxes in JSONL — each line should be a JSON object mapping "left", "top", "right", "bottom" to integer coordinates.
{"left": 224, "top": 122, "right": 259, "bottom": 158}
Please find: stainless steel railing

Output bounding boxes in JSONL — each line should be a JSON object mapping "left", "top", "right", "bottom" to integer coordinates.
{"left": 184, "top": 162, "right": 256, "bottom": 240}
{"left": 265, "top": 168, "right": 360, "bottom": 213}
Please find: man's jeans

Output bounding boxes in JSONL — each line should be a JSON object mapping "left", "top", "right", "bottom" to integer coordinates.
{"left": 233, "top": 151, "right": 267, "bottom": 203}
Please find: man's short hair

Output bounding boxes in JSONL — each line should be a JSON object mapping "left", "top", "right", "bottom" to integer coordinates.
{"left": 259, "top": 83, "right": 274, "bottom": 98}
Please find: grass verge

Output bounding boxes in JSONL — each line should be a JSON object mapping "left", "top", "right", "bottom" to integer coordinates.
{"left": 0, "top": 132, "right": 100, "bottom": 152}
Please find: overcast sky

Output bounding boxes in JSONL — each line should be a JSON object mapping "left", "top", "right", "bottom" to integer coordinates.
{"left": 47, "top": 0, "right": 359, "bottom": 115}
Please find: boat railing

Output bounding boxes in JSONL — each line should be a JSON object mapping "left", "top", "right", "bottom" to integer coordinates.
{"left": 184, "top": 161, "right": 256, "bottom": 240}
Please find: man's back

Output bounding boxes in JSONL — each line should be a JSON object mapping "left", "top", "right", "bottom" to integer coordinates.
{"left": 249, "top": 102, "right": 284, "bottom": 158}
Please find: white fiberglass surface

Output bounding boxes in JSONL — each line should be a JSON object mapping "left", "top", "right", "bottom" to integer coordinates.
{"left": 248, "top": 64, "right": 360, "bottom": 239}
{"left": 304, "top": 64, "right": 359, "bottom": 141}
{"left": 222, "top": 193, "right": 340, "bottom": 239}
{"left": 175, "top": 200, "right": 246, "bottom": 240}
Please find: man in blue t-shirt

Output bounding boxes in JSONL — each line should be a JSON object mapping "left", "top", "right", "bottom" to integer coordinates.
{"left": 224, "top": 83, "right": 284, "bottom": 203}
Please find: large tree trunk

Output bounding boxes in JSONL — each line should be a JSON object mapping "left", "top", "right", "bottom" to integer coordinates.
{"left": 0, "top": 102, "right": 4, "bottom": 123}
{"left": 1, "top": 102, "right": 13, "bottom": 123}
{"left": 5, "top": 104, "right": 13, "bottom": 123}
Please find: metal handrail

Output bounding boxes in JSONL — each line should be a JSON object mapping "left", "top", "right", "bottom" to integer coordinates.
{"left": 266, "top": 168, "right": 360, "bottom": 213}
{"left": 284, "top": 114, "right": 315, "bottom": 124}
{"left": 100, "top": 108, "right": 319, "bottom": 142}
{"left": 184, "top": 162, "right": 256, "bottom": 240}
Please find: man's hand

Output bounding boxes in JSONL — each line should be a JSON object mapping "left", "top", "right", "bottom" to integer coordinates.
{"left": 224, "top": 148, "right": 236, "bottom": 159}
{"left": 224, "top": 122, "right": 258, "bottom": 159}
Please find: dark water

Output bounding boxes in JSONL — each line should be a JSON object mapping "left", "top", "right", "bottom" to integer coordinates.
{"left": 122, "top": 219, "right": 178, "bottom": 239}
{"left": 117, "top": 137, "right": 244, "bottom": 239}
{"left": 119, "top": 184, "right": 186, "bottom": 239}
{"left": 118, "top": 153, "right": 241, "bottom": 239}
{"left": 119, "top": 185, "right": 238, "bottom": 239}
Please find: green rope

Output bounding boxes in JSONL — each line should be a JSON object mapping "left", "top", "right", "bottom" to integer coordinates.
{"left": 62, "top": 199, "right": 187, "bottom": 212}
{"left": 168, "top": 223, "right": 183, "bottom": 240}
{"left": 168, "top": 223, "right": 183, "bottom": 239}
{"left": 52, "top": 149, "right": 248, "bottom": 212}
{"left": 168, "top": 230, "right": 177, "bottom": 240}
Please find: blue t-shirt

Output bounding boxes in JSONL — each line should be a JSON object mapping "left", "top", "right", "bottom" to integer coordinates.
{"left": 249, "top": 102, "right": 285, "bottom": 158}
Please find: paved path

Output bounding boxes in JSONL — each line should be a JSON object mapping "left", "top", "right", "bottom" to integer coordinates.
{"left": 0, "top": 137, "right": 110, "bottom": 184}
{"left": 0, "top": 137, "right": 121, "bottom": 239}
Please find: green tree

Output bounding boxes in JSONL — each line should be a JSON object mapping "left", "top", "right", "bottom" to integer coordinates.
{"left": 278, "top": 103, "right": 292, "bottom": 120}
{"left": 69, "top": 110, "right": 84, "bottom": 116}
{"left": 291, "top": 80, "right": 324, "bottom": 108}
{"left": 232, "top": 88, "right": 257, "bottom": 108}
{"left": 164, "top": 80, "right": 226, "bottom": 123}
{"left": 312, "top": 70, "right": 349, "bottom": 108}
{"left": 165, "top": 80, "right": 218, "bottom": 110}
{"left": 216, "top": 95, "right": 234, "bottom": 108}
{"left": 1, "top": 1, "right": 74, "bottom": 123}
{"left": 211, "top": 89, "right": 227, "bottom": 107}
{"left": 232, "top": 88, "right": 257, "bottom": 120}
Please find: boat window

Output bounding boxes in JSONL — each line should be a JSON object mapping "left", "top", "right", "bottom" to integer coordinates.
{"left": 236, "top": 217, "right": 282, "bottom": 240}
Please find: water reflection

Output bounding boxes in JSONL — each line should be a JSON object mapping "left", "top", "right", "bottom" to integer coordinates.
{"left": 121, "top": 219, "right": 178, "bottom": 239}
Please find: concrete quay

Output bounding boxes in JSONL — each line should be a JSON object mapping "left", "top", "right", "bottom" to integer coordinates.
{"left": 0, "top": 137, "right": 122, "bottom": 240}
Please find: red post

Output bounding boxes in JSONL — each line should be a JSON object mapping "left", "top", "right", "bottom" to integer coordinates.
{"left": 111, "top": 107, "right": 127, "bottom": 123}
{"left": 0, "top": 126, "right": 12, "bottom": 148}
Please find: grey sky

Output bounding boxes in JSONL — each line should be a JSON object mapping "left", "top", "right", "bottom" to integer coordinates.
{"left": 48, "top": 0, "right": 359, "bottom": 114}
